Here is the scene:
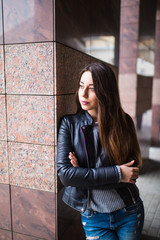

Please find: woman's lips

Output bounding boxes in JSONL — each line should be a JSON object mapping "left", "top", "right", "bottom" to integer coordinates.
{"left": 81, "top": 100, "right": 89, "bottom": 105}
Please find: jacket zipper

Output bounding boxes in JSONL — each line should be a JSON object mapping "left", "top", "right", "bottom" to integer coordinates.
{"left": 80, "top": 126, "right": 90, "bottom": 212}
{"left": 127, "top": 187, "right": 136, "bottom": 204}
{"left": 80, "top": 127, "right": 89, "bottom": 168}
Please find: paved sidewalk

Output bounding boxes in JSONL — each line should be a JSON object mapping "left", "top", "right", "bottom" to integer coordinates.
{"left": 137, "top": 157, "right": 160, "bottom": 240}
{"left": 136, "top": 110, "right": 160, "bottom": 239}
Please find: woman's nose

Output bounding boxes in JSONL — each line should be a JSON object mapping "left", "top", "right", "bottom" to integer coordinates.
{"left": 82, "top": 88, "right": 88, "bottom": 97}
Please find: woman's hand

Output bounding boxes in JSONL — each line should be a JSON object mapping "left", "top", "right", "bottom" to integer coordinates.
{"left": 120, "top": 160, "right": 139, "bottom": 184}
{"left": 69, "top": 152, "right": 79, "bottom": 167}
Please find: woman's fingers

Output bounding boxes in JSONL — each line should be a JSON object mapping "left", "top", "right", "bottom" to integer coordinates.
{"left": 120, "top": 162, "right": 139, "bottom": 183}
{"left": 68, "top": 152, "right": 79, "bottom": 167}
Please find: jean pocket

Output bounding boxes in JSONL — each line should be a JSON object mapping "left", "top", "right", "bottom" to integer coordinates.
{"left": 125, "top": 198, "right": 144, "bottom": 214}
{"left": 81, "top": 209, "right": 94, "bottom": 218}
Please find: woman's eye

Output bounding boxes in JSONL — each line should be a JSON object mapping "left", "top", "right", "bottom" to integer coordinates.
{"left": 79, "top": 85, "right": 84, "bottom": 89}
{"left": 89, "top": 88, "right": 95, "bottom": 91}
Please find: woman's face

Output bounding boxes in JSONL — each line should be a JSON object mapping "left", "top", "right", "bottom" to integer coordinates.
{"left": 78, "top": 71, "right": 98, "bottom": 120}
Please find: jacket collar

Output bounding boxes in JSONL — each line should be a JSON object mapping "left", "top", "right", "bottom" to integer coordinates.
{"left": 84, "top": 111, "right": 94, "bottom": 125}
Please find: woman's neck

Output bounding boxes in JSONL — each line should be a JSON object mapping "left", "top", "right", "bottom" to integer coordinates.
{"left": 87, "top": 110, "right": 98, "bottom": 122}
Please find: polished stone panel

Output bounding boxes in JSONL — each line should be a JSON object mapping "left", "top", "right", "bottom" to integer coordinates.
{"left": 120, "top": 40, "right": 138, "bottom": 58}
{"left": 9, "top": 142, "right": 55, "bottom": 191}
{"left": 154, "top": 16, "right": 160, "bottom": 78}
{"left": 58, "top": 189, "right": 85, "bottom": 240}
{"left": 57, "top": 94, "right": 77, "bottom": 123}
{"left": 7, "top": 95, "right": 55, "bottom": 145}
{"left": 0, "top": 45, "right": 5, "bottom": 93}
{"left": 0, "top": 141, "right": 8, "bottom": 184}
{"left": 0, "top": 184, "right": 11, "bottom": 230}
{"left": 0, "top": 95, "right": 7, "bottom": 140}
{"left": 13, "top": 232, "right": 43, "bottom": 240}
{"left": 152, "top": 79, "right": 160, "bottom": 105}
{"left": 0, "top": 229, "right": 12, "bottom": 240}
{"left": 119, "top": 73, "right": 137, "bottom": 117}
{"left": 121, "top": 5, "right": 139, "bottom": 24}
{"left": 0, "top": 0, "right": 3, "bottom": 44}
{"left": 4, "top": 0, "right": 53, "bottom": 44}
{"left": 120, "top": 23, "right": 139, "bottom": 41}
{"left": 136, "top": 75, "right": 153, "bottom": 116}
{"left": 119, "top": 1, "right": 140, "bottom": 118}
{"left": 56, "top": 43, "right": 92, "bottom": 95}
{"left": 119, "top": 57, "right": 137, "bottom": 74}
{"left": 90, "top": 0, "right": 120, "bottom": 42}
{"left": 121, "top": 0, "right": 139, "bottom": 7}
{"left": 56, "top": 0, "right": 120, "bottom": 62}
{"left": 5, "top": 43, "right": 54, "bottom": 95}
{"left": 151, "top": 105, "right": 160, "bottom": 146}
{"left": 56, "top": 0, "right": 90, "bottom": 52}
{"left": 155, "top": 57, "right": 160, "bottom": 78}
{"left": 12, "top": 186, "right": 56, "bottom": 239}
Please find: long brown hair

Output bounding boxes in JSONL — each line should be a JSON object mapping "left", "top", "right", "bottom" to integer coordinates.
{"left": 75, "top": 62, "right": 142, "bottom": 167}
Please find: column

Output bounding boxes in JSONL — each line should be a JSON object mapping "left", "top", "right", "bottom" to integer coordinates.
{"left": 151, "top": 0, "right": 160, "bottom": 146}
{"left": 0, "top": 0, "right": 56, "bottom": 239}
{"left": 119, "top": 0, "right": 140, "bottom": 119}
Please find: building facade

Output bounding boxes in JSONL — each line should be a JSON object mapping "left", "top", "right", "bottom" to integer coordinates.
{"left": 0, "top": 0, "right": 159, "bottom": 239}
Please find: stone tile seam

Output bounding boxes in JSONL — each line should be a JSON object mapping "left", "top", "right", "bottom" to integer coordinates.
{"left": 0, "top": 227, "right": 49, "bottom": 240}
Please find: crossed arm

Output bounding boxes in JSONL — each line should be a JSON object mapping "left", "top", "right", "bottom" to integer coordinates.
{"left": 69, "top": 152, "right": 139, "bottom": 184}
{"left": 57, "top": 117, "right": 139, "bottom": 188}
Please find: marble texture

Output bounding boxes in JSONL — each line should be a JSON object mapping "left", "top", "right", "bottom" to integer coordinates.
{"left": 12, "top": 186, "right": 56, "bottom": 239}
{"left": 0, "top": 184, "right": 11, "bottom": 230}
{"left": 0, "top": 141, "right": 8, "bottom": 184}
{"left": 8, "top": 142, "right": 55, "bottom": 191}
{"left": 7, "top": 95, "right": 55, "bottom": 145}
{"left": 0, "top": 229, "right": 12, "bottom": 240}
{"left": 5, "top": 43, "right": 54, "bottom": 95}
{"left": 3, "top": 0, "right": 53, "bottom": 44}
{"left": 0, "top": 45, "right": 5, "bottom": 93}
{"left": 0, "top": 95, "right": 7, "bottom": 140}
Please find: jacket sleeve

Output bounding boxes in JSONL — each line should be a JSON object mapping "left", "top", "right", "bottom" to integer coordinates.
{"left": 57, "top": 117, "right": 120, "bottom": 188}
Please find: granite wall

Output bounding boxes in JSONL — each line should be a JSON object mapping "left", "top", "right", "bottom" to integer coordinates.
{"left": 0, "top": 0, "right": 56, "bottom": 239}
{"left": 0, "top": 0, "right": 159, "bottom": 240}
{"left": 0, "top": 1, "right": 119, "bottom": 239}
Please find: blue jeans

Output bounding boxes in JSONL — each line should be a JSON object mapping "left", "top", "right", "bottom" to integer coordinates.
{"left": 81, "top": 198, "right": 144, "bottom": 240}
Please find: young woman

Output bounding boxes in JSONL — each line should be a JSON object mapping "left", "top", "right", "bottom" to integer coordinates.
{"left": 57, "top": 62, "right": 144, "bottom": 240}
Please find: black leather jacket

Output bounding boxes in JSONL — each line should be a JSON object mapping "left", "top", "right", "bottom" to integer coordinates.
{"left": 57, "top": 110, "right": 139, "bottom": 212}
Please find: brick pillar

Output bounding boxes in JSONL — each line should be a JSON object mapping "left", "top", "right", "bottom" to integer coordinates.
{"left": 151, "top": 0, "right": 160, "bottom": 146}
{"left": 119, "top": 0, "right": 140, "bottom": 119}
